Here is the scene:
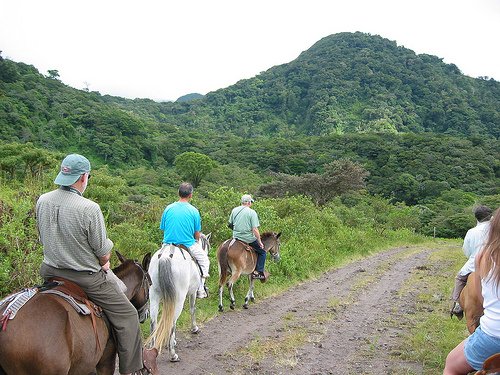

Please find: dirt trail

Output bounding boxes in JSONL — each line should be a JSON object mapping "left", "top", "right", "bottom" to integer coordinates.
{"left": 153, "top": 245, "right": 444, "bottom": 375}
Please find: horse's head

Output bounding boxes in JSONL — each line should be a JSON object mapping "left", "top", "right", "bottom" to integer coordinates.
{"left": 114, "top": 251, "right": 152, "bottom": 323}
{"left": 262, "top": 231, "right": 282, "bottom": 262}
{"left": 199, "top": 232, "right": 211, "bottom": 254}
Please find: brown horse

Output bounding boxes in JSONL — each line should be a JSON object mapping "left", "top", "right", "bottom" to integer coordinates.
{"left": 0, "top": 251, "right": 153, "bottom": 375}
{"left": 478, "top": 353, "right": 500, "bottom": 374}
{"left": 217, "top": 231, "right": 281, "bottom": 312}
{"left": 459, "top": 271, "right": 484, "bottom": 334}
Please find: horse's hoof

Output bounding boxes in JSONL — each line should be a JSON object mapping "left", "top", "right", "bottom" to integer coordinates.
{"left": 250, "top": 297, "right": 255, "bottom": 302}
{"left": 191, "top": 326, "right": 200, "bottom": 334}
{"left": 230, "top": 304, "right": 235, "bottom": 310}
{"left": 170, "top": 354, "right": 180, "bottom": 362}
{"left": 243, "top": 304, "right": 248, "bottom": 309}
{"left": 218, "top": 305, "right": 224, "bottom": 312}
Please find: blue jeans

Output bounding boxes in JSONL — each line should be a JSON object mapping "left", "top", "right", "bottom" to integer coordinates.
{"left": 465, "top": 326, "right": 500, "bottom": 370}
{"left": 249, "top": 240, "right": 266, "bottom": 272}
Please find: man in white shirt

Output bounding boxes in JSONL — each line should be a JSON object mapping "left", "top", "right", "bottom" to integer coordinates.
{"left": 450, "top": 205, "right": 492, "bottom": 317}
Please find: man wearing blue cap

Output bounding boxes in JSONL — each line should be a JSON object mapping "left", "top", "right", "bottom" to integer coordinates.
{"left": 36, "top": 154, "right": 156, "bottom": 375}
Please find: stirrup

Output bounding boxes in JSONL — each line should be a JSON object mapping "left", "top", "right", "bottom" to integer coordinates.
{"left": 251, "top": 271, "right": 265, "bottom": 280}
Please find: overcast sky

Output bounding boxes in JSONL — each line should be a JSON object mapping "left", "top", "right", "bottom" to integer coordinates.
{"left": 1, "top": 0, "right": 499, "bottom": 101}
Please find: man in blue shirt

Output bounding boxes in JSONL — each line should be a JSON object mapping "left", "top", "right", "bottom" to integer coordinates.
{"left": 160, "top": 182, "right": 210, "bottom": 298}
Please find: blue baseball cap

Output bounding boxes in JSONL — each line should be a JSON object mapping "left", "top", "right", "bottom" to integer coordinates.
{"left": 54, "top": 154, "right": 91, "bottom": 186}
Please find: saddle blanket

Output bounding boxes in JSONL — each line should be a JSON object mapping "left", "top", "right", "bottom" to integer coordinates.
{"left": 0, "top": 288, "right": 38, "bottom": 321}
{"left": 0, "top": 286, "right": 93, "bottom": 323}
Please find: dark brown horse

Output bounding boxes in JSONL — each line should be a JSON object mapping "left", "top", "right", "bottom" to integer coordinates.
{"left": 0, "top": 251, "right": 153, "bottom": 375}
{"left": 217, "top": 232, "right": 281, "bottom": 312}
{"left": 459, "top": 271, "right": 484, "bottom": 334}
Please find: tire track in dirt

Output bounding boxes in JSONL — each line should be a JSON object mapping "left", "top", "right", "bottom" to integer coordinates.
{"left": 153, "top": 245, "right": 440, "bottom": 375}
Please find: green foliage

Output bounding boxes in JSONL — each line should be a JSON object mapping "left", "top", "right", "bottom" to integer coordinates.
{"left": 0, "top": 37, "right": 498, "bottom": 211}
{"left": 0, "top": 184, "right": 43, "bottom": 294}
{"left": 419, "top": 190, "right": 500, "bottom": 238}
{"left": 0, "top": 141, "right": 61, "bottom": 180}
{"left": 1, "top": 173, "right": 428, "bottom": 299}
{"left": 174, "top": 152, "right": 217, "bottom": 187}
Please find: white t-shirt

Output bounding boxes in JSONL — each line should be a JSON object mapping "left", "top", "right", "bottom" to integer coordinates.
{"left": 480, "top": 271, "right": 500, "bottom": 338}
{"left": 459, "top": 221, "right": 490, "bottom": 276}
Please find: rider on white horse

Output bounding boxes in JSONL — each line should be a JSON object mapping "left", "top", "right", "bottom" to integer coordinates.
{"left": 159, "top": 182, "right": 210, "bottom": 298}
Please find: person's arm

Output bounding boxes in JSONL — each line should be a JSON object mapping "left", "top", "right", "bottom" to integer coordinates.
{"left": 252, "top": 227, "right": 263, "bottom": 248}
{"left": 194, "top": 231, "right": 201, "bottom": 241}
{"left": 99, "top": 253, "right": 111, "bottom": 271}
{"left": 88, "top": 205, "right": 113, "bottom": 269}
{"left": 463, "top": 232, "right": 472, "bottom": 258}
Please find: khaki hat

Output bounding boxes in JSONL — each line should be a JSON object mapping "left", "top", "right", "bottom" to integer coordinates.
{"left": 241, "top": 194, "right": 255, "bottom": 203}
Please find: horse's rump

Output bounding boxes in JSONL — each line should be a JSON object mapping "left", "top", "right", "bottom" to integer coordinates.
{"left": 0, "top": 292, "right": 108, "bottom": 374}
{"left": 0, "top": 252, "right": 152, "bottom": 375}
{"left": 459, "top": 271, "right": 484, "bottom": 334}
{"left": 217, "top": 239, "right": 257, "bottom": 280}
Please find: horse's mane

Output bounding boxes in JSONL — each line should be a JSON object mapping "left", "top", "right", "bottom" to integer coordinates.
{"left": 261, "top": 232, "right": 276, "bottom": 240}
{"left": 113, "top": 259, "right": 134, "bottom": 273}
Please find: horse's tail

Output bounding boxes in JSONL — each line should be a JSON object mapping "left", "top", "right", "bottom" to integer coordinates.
{"left": 217, "top": 241, "right": 230, "bottom": 286}
{"left": 145, "top": 257, "right": 176, "bottom": 353}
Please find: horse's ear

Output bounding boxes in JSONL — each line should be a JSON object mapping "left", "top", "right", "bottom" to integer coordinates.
{"left": 206, "top": 232, "right": 212, "bottom": 241}
{"left": 142, "top": 252, "right": 152, "bottom": 271}
{"left": 276, "top": 232, "right": 282, "bottom": 239}
{"left": 115, "top": 250, "right": 126, "bottom": 264}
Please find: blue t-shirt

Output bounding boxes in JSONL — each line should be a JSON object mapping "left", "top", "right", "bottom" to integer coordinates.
{"left": 160, "top": 201, "right": 201, "bottom": 247}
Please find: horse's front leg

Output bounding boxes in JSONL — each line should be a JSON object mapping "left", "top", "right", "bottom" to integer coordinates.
{"left": 189, "top": 292, "right": 199, "bottom": 334}
{"left": 243, "top": 276, "right": 256, "bottom": 309}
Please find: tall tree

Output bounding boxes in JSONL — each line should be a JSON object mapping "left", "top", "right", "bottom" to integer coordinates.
{"left": 174, "top": 152, "right": 217, "bottom": 187}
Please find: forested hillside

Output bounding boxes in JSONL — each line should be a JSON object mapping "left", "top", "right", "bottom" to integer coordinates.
{"left": 105, "top": 32, "right": 500, "bottom": 138}
{"left": 0, "top": 32, "right": 498, "bottom": 240}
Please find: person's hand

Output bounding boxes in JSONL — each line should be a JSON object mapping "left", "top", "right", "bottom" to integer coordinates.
{"left": 101, "top": 260, "right": 110, "bottom": 272}
{"left": 259, "top": 241, "right": 264, "bottom": 248}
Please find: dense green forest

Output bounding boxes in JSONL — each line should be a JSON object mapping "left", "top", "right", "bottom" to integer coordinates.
{"left": 0, "top": 32, "right": 499, "bottom": 295}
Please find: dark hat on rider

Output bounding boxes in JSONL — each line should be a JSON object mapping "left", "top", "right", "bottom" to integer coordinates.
{"left": 241, "top": 194, "right": 254, "bottom": 203}
{"left": 54, "top": 154, "right": 91, "bottom": 186}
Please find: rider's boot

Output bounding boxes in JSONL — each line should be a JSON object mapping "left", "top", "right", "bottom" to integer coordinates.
{"left": 251, "top": 270, "right": 266, "bottom": 280}
{"left": 450, "top": 301, "right": 464, "bottom": 319}
{"left": 197, "top": 277, "right": 208, "bottom": 298}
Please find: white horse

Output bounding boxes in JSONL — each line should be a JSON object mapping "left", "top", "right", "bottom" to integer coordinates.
{"left": 146, "top": 233, "right": 211, "bottom": 362}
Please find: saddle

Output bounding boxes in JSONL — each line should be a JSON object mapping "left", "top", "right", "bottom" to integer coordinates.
{"left": 228, "top": 239, "right": 270, "bottom": 282}
{"left": 0, "top": 278, "right": 104, "bottom": 351}
{"left": 159, "top": 243, "right": 205, "bottom": 278}
{"left": 43, "top": 277, "right": 103, "bottom": 317}
{"left": 229, "top": 238, "right": 253, "bottom": 252}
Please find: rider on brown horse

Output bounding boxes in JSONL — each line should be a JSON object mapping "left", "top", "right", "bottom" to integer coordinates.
{"left": 450, "top": 205, "right": 492, "bottom": 318}
{"left": 228, "top": 194, "right": 267, "bottom": 280}
{"left": 36, "top": 154, "right": 156, "bottom": 375}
